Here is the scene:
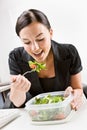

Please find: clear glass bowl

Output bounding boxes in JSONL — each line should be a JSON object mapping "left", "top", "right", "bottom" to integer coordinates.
{"left": 25, "top": 91, "right": 73, "bottom": 121}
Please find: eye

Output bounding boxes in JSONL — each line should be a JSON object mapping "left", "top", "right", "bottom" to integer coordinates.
{"left": 24, "top": 41, "right": 31, "bottom": 45}
{"left": 36, "top": 38, "right": 44, "bottom": 42}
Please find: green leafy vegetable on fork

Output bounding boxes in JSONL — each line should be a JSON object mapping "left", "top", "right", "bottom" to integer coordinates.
{"left": 28, "top": 60, "right": 46, "bottom": 73}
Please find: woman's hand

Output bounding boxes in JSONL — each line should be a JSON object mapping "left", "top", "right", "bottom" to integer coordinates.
{"left": 65, "top": 86, "right": 83, "bottom": 110}
{"left": 9, "top": 74, "right": 31, "bottom": 107}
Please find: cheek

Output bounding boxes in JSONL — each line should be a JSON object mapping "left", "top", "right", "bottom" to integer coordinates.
{"left": 24, "top": 45, "right": 31, "bottom": 54}
{"left": 45, "top": 43, "right": 51, "bottom": 52}
{"left": 45, "top": 38, "right": 51, "bottom": 49}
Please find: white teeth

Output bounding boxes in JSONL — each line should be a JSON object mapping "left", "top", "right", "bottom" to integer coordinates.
{"left": 35, "top": 53, "right": 40, "bottom": 55}
{"left": 34, "top": 51, "right": 42, "bottom": 55}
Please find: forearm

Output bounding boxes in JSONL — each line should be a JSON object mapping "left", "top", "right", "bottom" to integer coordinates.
{"left": 9, "top": 74, "right": 31, "bottom": 108}
{"left": 9, "top": 92, "right": 33, "bottom": 108}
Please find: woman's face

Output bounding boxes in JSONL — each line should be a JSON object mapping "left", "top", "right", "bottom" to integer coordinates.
{"left": 19, "top": 22, "right": 53, "bottom": 63}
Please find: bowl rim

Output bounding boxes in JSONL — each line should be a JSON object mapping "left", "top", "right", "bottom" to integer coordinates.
{"left": 25, "top": 91, "right": 73, "bottom": 109}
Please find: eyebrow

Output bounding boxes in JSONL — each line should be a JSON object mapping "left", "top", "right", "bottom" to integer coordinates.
{"left": 35, "top": 33, "right": 43, "bottom": 38}
{"left": 22, "top": 33, "right": 43, "bottom": 41}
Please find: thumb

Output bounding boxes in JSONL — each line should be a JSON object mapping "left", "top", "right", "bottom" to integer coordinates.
{"left": 10, "top": 75, "right": 18, "bottom": 83}
{"left": 64, "top": 86, "right": 73, "bottom": 97}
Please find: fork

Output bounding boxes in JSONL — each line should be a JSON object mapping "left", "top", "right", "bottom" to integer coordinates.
{"left": 0, "top": 69, "right": 36, "bottom": 91}
{"left": 22, "top": 69, "right": 35, "bottom": 76}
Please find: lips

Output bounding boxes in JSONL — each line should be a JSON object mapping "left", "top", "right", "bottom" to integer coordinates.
{"left": 33, "top": 50, "right": 44, "bottom": 59}
{"left": 34, "top": 50, "right": 43, "bottom": 56}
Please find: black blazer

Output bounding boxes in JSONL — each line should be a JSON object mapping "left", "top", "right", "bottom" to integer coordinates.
{"left": 8, "top": 40, "right": 82, "bottom": 107}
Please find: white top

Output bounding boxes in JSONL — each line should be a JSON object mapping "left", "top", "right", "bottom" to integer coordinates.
{"left": 1, "top": 95, "right": 87, "bottom": 130}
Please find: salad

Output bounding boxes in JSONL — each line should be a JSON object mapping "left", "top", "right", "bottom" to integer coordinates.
{"left": 34, "top": 94, "right": 65, "bottom": 104}
{"left": 28, "top": 60, "right": 46, "bottom": 72}
{"left": 28, "top": 94, "right": 70, "bottom": 121}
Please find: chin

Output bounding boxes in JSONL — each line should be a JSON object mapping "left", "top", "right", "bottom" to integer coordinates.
{"left": 35, "top": 57, "right": 46, "bottom": 63}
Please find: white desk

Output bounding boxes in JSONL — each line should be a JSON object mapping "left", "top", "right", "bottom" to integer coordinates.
{"left": 1, "top": 97, "right": 87, "bottom": 130}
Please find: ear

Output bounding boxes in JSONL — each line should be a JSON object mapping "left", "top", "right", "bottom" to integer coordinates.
{"left": 49, "top": 28, "right": 53, "bottom": 39}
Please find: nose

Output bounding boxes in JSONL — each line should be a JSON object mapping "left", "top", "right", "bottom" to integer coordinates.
{"left": 31, "top": 42, "right": 39, "bottom": 51}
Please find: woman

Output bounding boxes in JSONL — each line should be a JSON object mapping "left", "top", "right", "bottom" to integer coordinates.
{"left": 8, "top": 9, "right": 83, "bottom": 110}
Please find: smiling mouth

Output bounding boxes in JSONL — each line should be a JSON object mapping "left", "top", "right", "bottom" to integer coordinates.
{"left": 34, "top": 50, "right": 43, "bottom": 56}
{"left": 33, "top": 50, "right": 44, "bottom": 60}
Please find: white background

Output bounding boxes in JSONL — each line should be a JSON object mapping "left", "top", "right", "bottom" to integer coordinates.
{"left": 0, "top": 0, "right": 87, "bottom": 84}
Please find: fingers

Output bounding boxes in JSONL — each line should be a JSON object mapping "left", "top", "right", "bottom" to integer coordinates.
{"left": 10, "top": 75, "right": 18, "bottom": 82}
{"left": 64, "top": 86, "right": 73, "bottom": 97}
{"left": 70, "top": 89, "right": 83, "bottom": 110}
{"left": 71, "top": 97, "right": 82, "bottom": 110}
{"left": 65, "top": 87, "right": 83, "bottom": 111}
{"left": 21, "top": 76, "right": 31, "bottom": 92}
{"left": 9, "top": 75, "right": 31, "bottom": 107}
{"left": 11, "top": 74, "right": 31, "bottom": 92}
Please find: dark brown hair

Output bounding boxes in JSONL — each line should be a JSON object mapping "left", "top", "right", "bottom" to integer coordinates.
{"left": 16, "top": 9, "right": 51, "bottom": 36}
